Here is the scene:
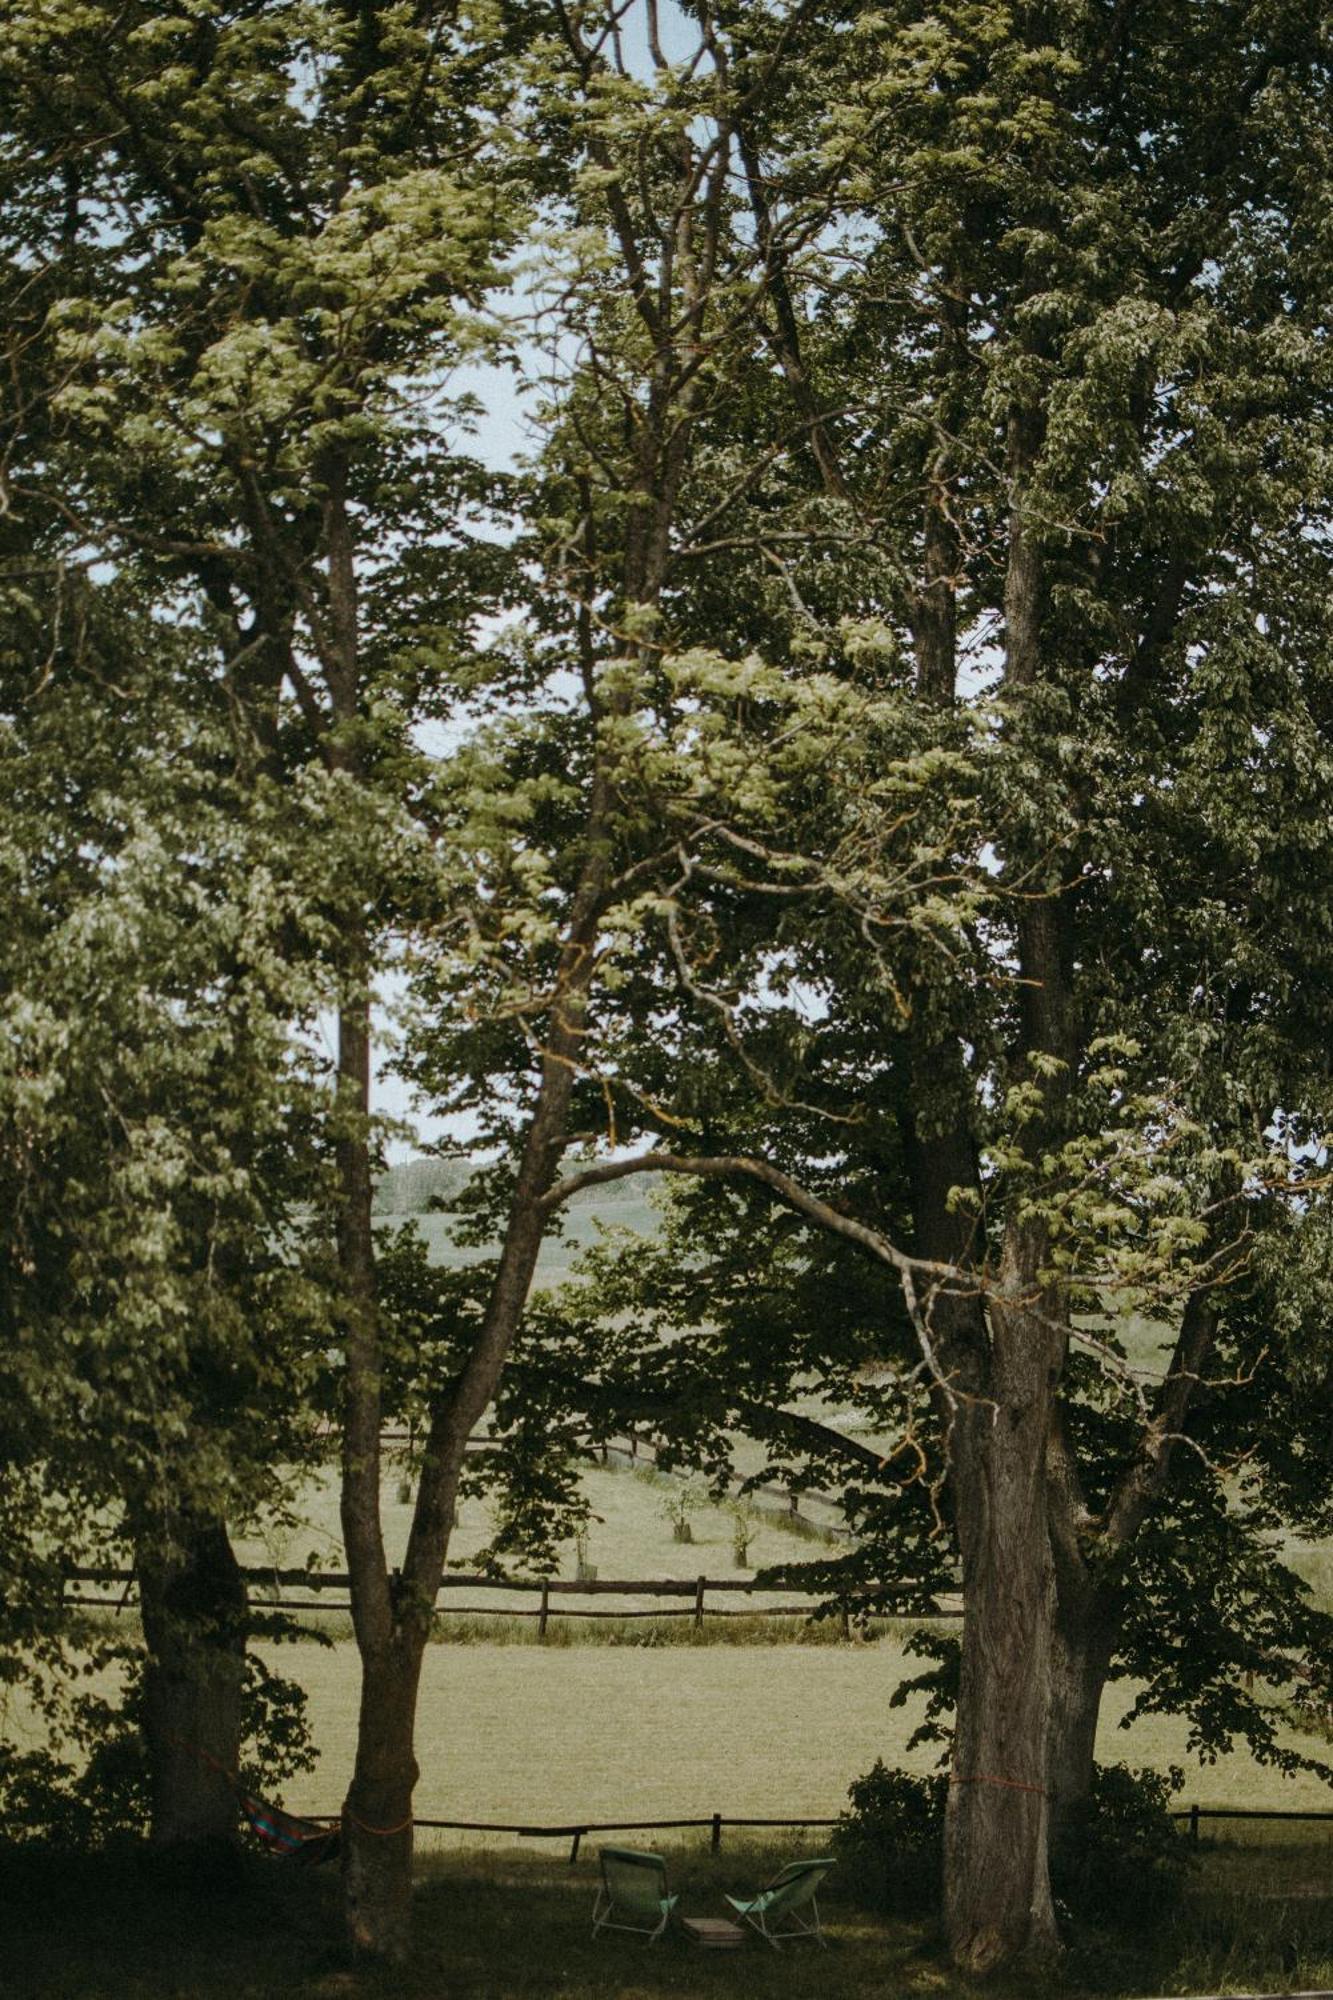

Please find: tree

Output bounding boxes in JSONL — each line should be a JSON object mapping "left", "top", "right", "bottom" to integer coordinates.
{"left": 412, "top": 0, "right": 1333, "bottom": 1972}
{"left": 0, "top": 0, "right": 515, "bottom": 1919}
{"left": 0, "top": 565, "right": 330, "bottom": 1846}
{"left": 504, "top": 1, "right": 1333, "bottom": 1971}
{"left": 7, "top": 1, "right": 1332, "bottom": 1978}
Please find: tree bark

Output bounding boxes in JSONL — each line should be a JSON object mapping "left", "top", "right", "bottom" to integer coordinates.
{"left": 943, "top": 1224, "right": 1064, "bottom": 1973}
{"left": 341, "top": 1641, "right": 422, "bottom": 1962}
{"left": 333, "top": 982, "right": 425, "bottom": 1961}
{"left": 942, "top": 388, "right": 1073, "bottom": 1970}
{"left": 317, "top": 454, "right": 425, "bottom": 1960}
{"left": 137, "top": 1511, "right": 247, "bottom": 1851}
{"left": 1046, "top": 1598, "right": 1116, "bottom": 1868}
{"left": 1043, "top": 1402, "right": 1115, "bottom": 1861}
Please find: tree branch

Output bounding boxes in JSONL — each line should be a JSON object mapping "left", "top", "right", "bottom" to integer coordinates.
{"left": 539, "top": 1149, "right": 973, "bottom": 1406}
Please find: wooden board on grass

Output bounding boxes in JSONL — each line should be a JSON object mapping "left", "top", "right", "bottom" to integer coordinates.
{"left": 681, "top": 1916, "right": 746, "bottom": 1949}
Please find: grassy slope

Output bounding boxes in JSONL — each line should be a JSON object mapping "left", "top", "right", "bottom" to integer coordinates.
{"left": 235, "top": 1457, "right": 845, "bottom": 1591}
{"left": 375, "top": 1156, "right": 665, "bottom": 1289}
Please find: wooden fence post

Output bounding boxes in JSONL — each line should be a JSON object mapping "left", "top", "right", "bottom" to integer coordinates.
{"left": 1189, "top": 1803, "right": 1200, "bottom": 1847}
{"left": 694, "top": 1576, "right": 706, "bottom": 1630}
{"left": 569, "top": 1830, "right": 582, "bottom": 1865}
{"left": 538, "top": 1580, "right": 550, "bottom": 1639}
{"left": 711, "top": 1812, "right": 722, "bottom": 1854}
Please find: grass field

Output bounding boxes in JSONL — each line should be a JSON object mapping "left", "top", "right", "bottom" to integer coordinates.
{"left": 375, "top": 1156, "right": 666, "bottom": 1291}
{"left": 255, "top": 1635, "right": 1333, "bottom": 1828}
{"left": 50, "top": 1431, "right": 1333, "bottom": 1836}
{"left": 9, "top": 1165, "right": 1331, "bottom": 1997}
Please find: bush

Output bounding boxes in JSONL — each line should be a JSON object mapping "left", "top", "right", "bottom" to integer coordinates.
{"left": 833, "top": 1760, "right": 947, "bottom": 1917}
{"left": 1053, "top": 1762, "right": 1190, "bottom": 1923}
{"left": 833, "top": 1758, "right": 1190, "bottom": 1930}
{"left": 0, "top": 1647, "right": 317, "bottom": 1853}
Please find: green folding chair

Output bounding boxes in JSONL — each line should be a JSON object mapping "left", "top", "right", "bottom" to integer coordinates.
{"left": 592, "top": 1846, "right": 679, "bottom": 1943}
{"left": 724, "top": 1856, "right": 836, "bottom": 1948}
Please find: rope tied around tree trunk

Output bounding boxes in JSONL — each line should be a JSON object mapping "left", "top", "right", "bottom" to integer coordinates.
{"left": 949, "top": 1772, "right": 1049, "bottom": 1797}
{"left": 342, "top": 1806, "right": 414, "bottom": 1838}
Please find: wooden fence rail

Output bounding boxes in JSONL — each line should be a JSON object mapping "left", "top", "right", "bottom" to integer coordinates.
{"left": 300, "top": 1809, "right": 843, "bottom": 1864}
{"left": 62, "top": 1565, "right": 963, "bottom": 1631}
{"left": 1173, "top": 1804, "right": 1333, "bottom": 1846}
{"left": 281, "top": 1803, "right": 1333, "bottom": 1867}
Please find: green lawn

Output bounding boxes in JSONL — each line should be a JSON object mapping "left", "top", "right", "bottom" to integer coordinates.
{"left": 6, "top": 1832, "right": 1333, "bottom": 1999}
{"left": 242, "top": 1636, "right": 1333, "bottom": 1827}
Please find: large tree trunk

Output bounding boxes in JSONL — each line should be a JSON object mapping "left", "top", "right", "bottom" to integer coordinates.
{"left": 1044, "top": 1409, "right": 1117, "bottom": 1868}
{"left": 1046, "top": 1589, "right": 1116, "bottom": 1869}
{"left": 333, "top": 977, "right": 424, "bottom": 1962}
{"left": 319, "top": 452, "right": 427, "bottom": 1959}
{"left": 943, "top": 1229, "right": 1063, "bottom": 1974}
{"left": 138, "top": 1511, "right": 247, "bottom": 1851}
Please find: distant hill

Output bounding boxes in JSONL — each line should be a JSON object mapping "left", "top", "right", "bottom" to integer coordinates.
{"left": 373, "top": 1156, "right": 474, "bottom": 1215}
{"left": 373, "top": 1156, "right": 665, "bottom": 1279}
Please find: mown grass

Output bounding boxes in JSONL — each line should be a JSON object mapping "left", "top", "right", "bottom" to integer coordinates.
{"left": 5, "top": 1830, "right": 1332, "bottom": 2000}
{"left": 1284, "top": 1536, "right": 1333, "bottom": 1617}
{"left": 25, "top": 1633, "right": 1333, "bottom": 1827}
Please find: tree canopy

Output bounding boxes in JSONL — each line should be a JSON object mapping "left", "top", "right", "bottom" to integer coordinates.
{"left": 2, "top": 0, "right": 1332, "bottom": 1976}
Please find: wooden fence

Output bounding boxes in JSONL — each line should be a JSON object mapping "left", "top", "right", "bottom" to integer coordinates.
{"left": 62, "top": 1564, "right": 962, "bottom": 1634}
{"left": 287, "top": 1803, "right": 1333, "bottom": 1866}
{"left": 1174, "top": 1804, "right": 1333, "bottom": 1846}
{"left": 307, "top": 1809, "right": 843, "bottom": 1864}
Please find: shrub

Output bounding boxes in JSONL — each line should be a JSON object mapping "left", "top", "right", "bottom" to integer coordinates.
{"left": 728, "top": 1499, "right": 758, "bottom": 1569}
{"left": 1053, "top": 1762, "right": 1191, "bottom": 1923}
{"left": 833, "top": 1760, "right": 947, "bottom": 1916}
{"left": 0, "top": 1648, "right": 316, "bottom": 1853}
{"left": 833, "top": 1758, "right": 1190, "bottom": 1930}
{"left": 660, "top": 1479, "right": 704, "bottom": 1545}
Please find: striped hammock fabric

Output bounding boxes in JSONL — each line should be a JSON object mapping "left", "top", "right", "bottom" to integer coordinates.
{"left": 239, "top": 1791, "right": 340, "bottom": 1866}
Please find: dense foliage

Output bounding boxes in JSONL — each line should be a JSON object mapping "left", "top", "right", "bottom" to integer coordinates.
{"left": 2, "top": 0, "right": 1331, "bottom": 1972}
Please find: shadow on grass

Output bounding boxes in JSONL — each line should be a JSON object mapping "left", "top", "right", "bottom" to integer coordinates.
{"left": 4, "top": 1835, "right": 1332, "bottom": 1999}
{"left": 0, "top": 1841, "right": 949, "bottom": 2000}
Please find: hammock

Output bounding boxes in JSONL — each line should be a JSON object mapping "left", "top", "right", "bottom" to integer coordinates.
{"left": 238, "top": 1789, "right": 340, "bottom": 1866}
{"left": 165, "top": 1734, "right": 341, "bottom": 1865}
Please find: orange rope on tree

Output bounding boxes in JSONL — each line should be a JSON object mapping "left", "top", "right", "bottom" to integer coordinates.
{"left": 340, "top": 1808, "right": 412, "bottom": 1832}
{"left": 948, "top": 1772, "right": 1049, "bottom": 1798}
